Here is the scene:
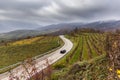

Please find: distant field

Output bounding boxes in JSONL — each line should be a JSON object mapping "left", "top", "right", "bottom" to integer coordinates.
{"left": 0, "top": 36, "right": 62, "bottom": 69}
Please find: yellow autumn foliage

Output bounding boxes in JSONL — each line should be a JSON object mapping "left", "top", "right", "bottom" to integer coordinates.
{"left": 117, "top": 69, "right": 120, "bottom": 74}
{"left": 113, "top": 41, "right": 117, "bottom": 48}
{"left": 109, "top": 68, "right": 112, "bottom": 71}
{"left": 118, "top": 75, "right": 120, "bottom": 78}
{"left": 10, "top": 37, "right": 42, "bottom": 46}
{"left": 117, "top": 69, "right": 120, "bottom": 78}
{"left": 109, "top": 68, "right": 120, "bottom": 78}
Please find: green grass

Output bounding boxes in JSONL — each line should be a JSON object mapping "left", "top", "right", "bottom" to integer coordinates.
{"left": 0, "top": 36, "right": 62, "bottom": 69}
{"left": 87, "top": 37, "right": 98, "bottom": 57}
{"left": 70, "top": 36, "right": 82, "bottom": 64}
{"left": 82, "top": 36, "right": 89, "bottom": 60}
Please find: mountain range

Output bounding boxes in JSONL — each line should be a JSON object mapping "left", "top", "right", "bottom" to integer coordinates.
{"left": 0, "top": 20, "right": 120, "bottom": 40}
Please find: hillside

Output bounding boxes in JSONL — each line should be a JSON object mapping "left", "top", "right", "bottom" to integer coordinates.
{"left": 0, "top": 30, "right": 120, "bottom": 80}
{"left": 37, "top": 20, "right": 120, "bottom": 32}
{"left": 28, "top": 32, "right": 109, "bottom": 80}
{"left": 50, "top": 31, "right": 120, "bottom": 80}
{"left": 0, "top": 35, "right": 62, "bottom": 73}
{"left": 0, "top": 30, "right": 41, "bottom": 40}
{"left": 0, "top": 29, "right": 59, "bottom": 41}
{"left": 51, "top": 33, "right": 109, "bottom": 80}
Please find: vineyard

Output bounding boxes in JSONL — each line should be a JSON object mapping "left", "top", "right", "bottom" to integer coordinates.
{"left": 52, "top": 33, "right": 109, "bottom": 80}
{"left": 54, "top": 33, "right": 106, "bottom": 66}
{"left": 0, "top": 36, "right": 62, "bottom": 70}
{"left": 1, "top": 32, "right": 119, "bottom": 80}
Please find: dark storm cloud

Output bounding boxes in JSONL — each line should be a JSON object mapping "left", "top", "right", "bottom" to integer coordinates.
{"left": 0, "top": 0, "right": 120, "bottom": 32}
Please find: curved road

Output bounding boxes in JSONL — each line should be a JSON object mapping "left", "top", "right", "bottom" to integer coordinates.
{"left": 0, "top": 35, "right": 73, "bottom": 80}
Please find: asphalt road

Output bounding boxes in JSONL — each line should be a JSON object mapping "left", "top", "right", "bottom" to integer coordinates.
{"left": 0, "top": 35, "right": 73, "bottom": 80}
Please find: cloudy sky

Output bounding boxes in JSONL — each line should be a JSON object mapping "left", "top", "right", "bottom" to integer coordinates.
{"left": 0, "top": 0, "right": 120, "bottom": 33}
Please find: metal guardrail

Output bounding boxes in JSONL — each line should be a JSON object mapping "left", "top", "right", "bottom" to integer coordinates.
{"left": 33, "top": 46, "right": 62, "bottom": 60}
{"left": 0, "top": 45, "right": 62, "bottom": 74}
{"left": 0, "top": 62, "right": 22, "bottom": 73}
